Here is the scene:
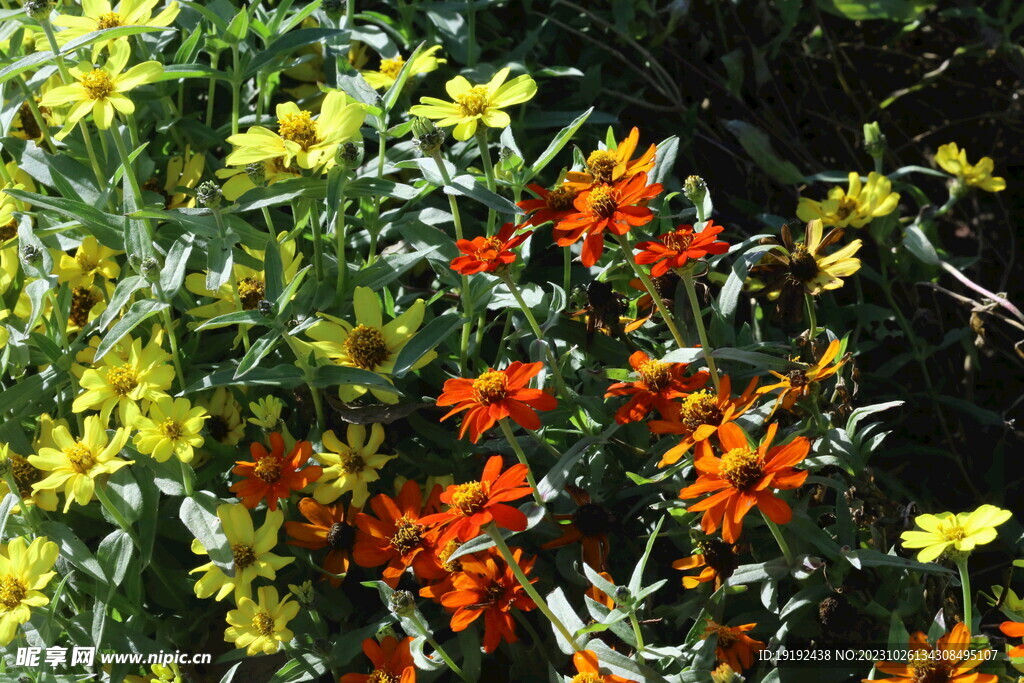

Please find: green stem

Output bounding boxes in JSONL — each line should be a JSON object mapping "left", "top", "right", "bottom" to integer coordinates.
{"left": 497, "top": 419, "right": 546, "bottom": 512}
{"left": 628, "top": 611, "right": 646, "bottom": 656}
{"left": 179, "top": 459, "right": 195, "bottom": 497}
{"left": 111, "top": 121, "right": 156, "bottom": 247}
{"left": 761, "top": 509, "right": 794, "bottom": 566}
{"left": 345, "top": 0, "right": 355, "bottom": 27}
{"left": 562, "top": 247, "right": 571, "bottom": 300}
{"left": 804, "top": 292, "right": 818, "bottom": 341}
{"left": 466, "top": 0, "right": 476, "bottom": 67}
{"left": 614, "top": 234, "right": 687, "bottom": 350}
{"left": 474, "top": 128, "right": 497, "bottom": 234}
{"left": 331, "top": 172, "right": 348, "bottom": 300}
{"left": 681, "top": 269, "right": 721, "bottom": 392}
{"left": 94, "top": 484, "right": 140, "bottom": 548}
{"left": 308, "top": 200, "right": 324, "bottom": 282}
{"left": 408, "top": 613, "right": 470, "bottom": 683}
{"left": 212, "top": 208, "right": 252, "bottom": 352}
{"left": 159, "top": 308, "right": 186, "bottom": 393}
{"left": 956, "top": 556, "right": 973, "bottom": 632}
{"left": 205, "top": 51, "right": 219, "bottom": 128}
{"left": 4, "top": 474, "right": 39, "bottom": 533}
{"left": 230, "top": 45, "right": 241, "bottom": 136}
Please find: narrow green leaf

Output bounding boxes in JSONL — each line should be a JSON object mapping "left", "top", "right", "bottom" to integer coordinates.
{"left": 526, "top": 107, "right": 593, "bottom": 181}
{"left": 95, "top": 299, "right": 168, "bottom": 361}
{"left": 391, "top": 313, "right": 462, "bottom": 378}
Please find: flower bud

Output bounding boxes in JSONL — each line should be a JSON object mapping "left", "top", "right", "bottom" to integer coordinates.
{"left": 335, "top": 141, "right": 362, "bottom": 169}
{"left": 196, "top": 180, "right": 222, "bottom": 209}
{"left": 257, "top": 299, "right": 275, "bottom": 318}
{"left": 24, "top": 0, "right": 53, "bottom": 20}
{"left": 613, "top": 585, "right": 632, "bottom": 605}
{"left": 245, "top": 162, "right": 266, "bottom": 188}
{"left": 141, "top": 256, "right": 160, "bottom": 282}
{"left": 411, "top": 117, "right": 445, "bottom": 155}
{"left": 19, "top": 244, "right": 40, "bottom": 266}
{"left": 388, "top": 590, "right": 416, "bottom": 617}
{"left": 863, "top": 122, "right": 886, "bottom": 159}
{"left": 683, "top": 175, "right": 707, "bottom": 207}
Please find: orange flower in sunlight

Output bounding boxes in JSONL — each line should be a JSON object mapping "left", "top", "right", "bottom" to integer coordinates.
{"left": 605, "top": 350, "right": 710, "bottom": 424}
{"left": 757, "top": 338, "right": 849, "bottom": 411}
{"left": 648, "top": 375, "right": 759, "bottom": 466}
{"left": 420, "top": 455, "right": 531, "bottom": 545}
{"left": 284, "top": 497, "right": 357, "bottom": 587}
{"left": 564, "top": 127, "right": 657, "bottom": 188}
{"left": 679, "top": 422, "right": 809, "bottom": 543}
{"left": 440, "top": 547, "right": 537, "bottom": 653}
{"left": 541, "top": 485, "right": 615, "bottom": 571}
{"left": 634, "top": 221, "right": 730, "bottom": 277}
{"left": 419, "top": 537, "right": 469, "bottom": 603}
{"left": 518, "top": 183, "right": 579, "bottom": 227}
{"left": 999, "top": 620, "right": 1024, "bottom": 658}
{"left": 571, "top": 649, "right": 637, "bottom": 683}
{"left": 554, "top": 172, "right": 663, "bottom": 268}
{"left": 436, "top": 361, "right": 557, "bottom": 443}
{"left": 340, "top": 635, "right": 416, "bottom": 683}
{"left": 673, "top": 538, "right": 739, "bottom": 589}
{"left": 230, "top": 433, "right": 323, "bottom": 511}
{"left": 865, "top": 623, "right": 997, "bottom": 683}
{"left": 353, "top": 480, "right": 446, "bottom": 588}
{"left": 703, "top": 621, "right": 765, "bottom": 673}
{"left": 450, "top": 222, "right": 531, "bottom": 275}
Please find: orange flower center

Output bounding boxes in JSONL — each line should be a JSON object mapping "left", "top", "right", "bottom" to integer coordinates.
{"left": 789, "top": 244, "right": 819, "bottom": 281}
{"left": 237, "top": 277, "right": 265, "bottom": 310}
{"left": 368, "top": 670, "right": 399, "bottom": 683}
{"left": 232, "top": 543, "right": 257, "bottom": 570}
{"left": 698, "top": 539, "right": 738, "bottom": 578}
{"left": 638, "top": 360, "right": 672, "bottom": 391}
{"left": 708, "top": 623, "right": 739, "bottom": 648}
{"left": 254, "top": 456, "right": 282, "bottom": 484}
{"left": 65, "top": 442, "right": 96, "bottom": 474}
{"left": 81, "top": 69, "right": 115, "bottom": 100}
{"left": 379, "top": 55, "right": 405, "bottom": 80}
{"left": 455, "top": 86, "right": 490, "bottom": 117}
{"left": 389, "top": 516, "right": 423, "bottom": 554}
{"left": 786, "top": 369, "right": 809, "bottom": 388}
{"left": 0, "top": 575, "right": 27, "bottom": 610}
{"left": 482, "top": 236, "right": 504, "bottom": 254}
{"left": 586, "top": 185, "right": 618, "bottom": 218}
{"left": 70, "top": 286, "right": 98, "bottom": 327}
{"left": 586, "top": 149, "right": 618, "bottom": 183}
{"left": 278, "top": 111, "right": 320, "bottom": 150}
{"left": 546, "top": 185, "right": 578, "bottom": 210}
{"left": 344, "top": 325, "right": 389, "bottom": 370}
{"left": 96, "top": 11, "right": 123, "bottom": 29}
{"left": 910, "top": 655, "right": 953, "bottom": 683}
{"left": 450, "top": 482, "right": 487, "bottom": 516}
{"left": 252, "top": 610, "right": 275, "bottom": 636}
{"left": 9, "top": 454, "right": 42, "bottom": 497}
{"left": 159, "top": 418, "right": 183, "bottom": 440}
{"left": 472, "top": 371, "right": 508, "bottom": 404}
{"left": 662, "top": 229, "right": 695, "bottom": 254}
{"left": 719, "top": 447, "right": 763, "bottom": 490}
{"left": 107, "top": 364, "right": 139, "bottom": 396}
{"left": 328, "top": 522, "right": 355, "bottom": 551}
{"left": 571, "top": 674, "right": 602, "bottom": 683}
{"left": 439, "top": 539, "right": 463, "bottom": 572}
{"left": 677, "top": 390, "right": 723, "bottom": 431}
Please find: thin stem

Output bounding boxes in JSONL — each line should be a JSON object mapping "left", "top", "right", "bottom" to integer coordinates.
{"left": 205, "top": 51, "right": 219, "bottom": 128}
{"left": 956, "top": 556, "right": 973, "bottom": 632}
{"left": 345, "top": 0, "right": 355, "bottom": 27}
{"left": 94, "top": 484, "right": 140, "bottom": 549}
{"left": 628, "top": 611, "right": 645, "bottom": 656}
{"left": 111, "top": 122, "right": 155, "bottom": 245}
{"left": 681, "top": 269, "right": 721, "bottom": 392}
{"left": 159, "top": 308, "right": 186, "bottom": 392}
{"left": 179, "top": 459, "right": 194, "bottom": 497}
{"left": 497, "top": 419, "right": 546, "bottom": 513}
{"left": 408, "top": 613, "right": 470, "bottom": 683}
{"left": 474, "top": 128, "right": 497, "bottom": 235}
{"left": 614, "top": 234, "right": 687, "bottom": 349}
{"left": 331, "top": 172, "right": 348, "bottom": 299}
{"left": 466, "top": 0, "right": 477, "bottom": 67}
{"left": 308, "top": 200, "right": 324, "bottom": 282}
{"left": 212, "top": 208, "right": 251, "bottom": 352}
{"left": 804, "top": 292, "right": 818, "bottom": 341}
{"left": 230, "top": 45, "right": 241, "bottom": 136}
{"left": 761, "top": 510, "right": 794, "bottom": 566}
{"left": 562, "top": 247, "right": 571, "bottom": 300}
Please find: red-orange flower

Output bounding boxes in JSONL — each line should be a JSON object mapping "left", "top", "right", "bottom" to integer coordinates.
{"left": 554, "top": 172, "right": 663, "bottom": 268}
{"left": 634, "top": 221, "right": 730, "bottom": 277}
{"left": 230, "top": 433, "right": 323, "bottom": 511}
{"left": 673, "top": 538, "right": 739, "bottom": 589}
{"left": 648, "top": 374, "right": 760, "bottom": 466}
{"left": 703, "top": 621, "right": 765, "bottom": 672}
{"left": 679, "top": 422, "right": 809, "bottom": 543}
{"left": 339, "top": 635, "right": 416, "bottom": 683}
{"left": 563, "top": 127, "right": 657, "bottom": 188}
{"left": 436, "top": 361, "right": 557, "bottom": 443}
{"left": 865, "top": 623, "right": 997, "bottom": 683}
{"left": 1001, "top": 620, "right": 1024, "bottom": 658}
{"left": 541, "top": 485, "right": 614, "bottom": 571}
{"left": 353, "top": 480, "right": 446, "bottom": 588}
{"left": 450, "top": 222, "right": 531, "bottom": 275}
{"left": 420, "top": 455, "right": 532, "bottom": 545}
{"left": 284, "top": 497, "right": 357, "bottom": 587}
{"left": 440, "top": 547, "right": 537, "bottom": 653}
{"left": 518, "top": 183, "right": 579, "bottom": 227}
{"left": 419, "top": 537, "right": 470, "bottom": 603}
{"left": 605, "top": 350, "right": 710, "bottom": 424}
{"left": 571, "top": 650, "right": 637, "bottom": 683}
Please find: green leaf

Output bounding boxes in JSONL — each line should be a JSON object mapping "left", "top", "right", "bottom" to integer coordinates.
{"left": 351, "top": 247, "right": 439, "bottom": 292}
{"left": 723, "top": 119, "right": 805, "bottom": 184}
{"left": 711, "top": 347, "right": 797, "bottom": 372}
{"left": 223, "top": 4, "right": 251, "bottom": 44}
{"left": 310, "top": 365, "right": 401, "bottom": 394}
{"left": 902, "top": 225, "right": 940, "bottom": 265}
{"left": 182, "top": 364, "right": 304, "bottom": 393}
{"left": 382, "top": 41, "right": 426, "bottom": 112}
{"left": 39, "top": 521, "right": 107, "bottom": 583}
{"left": 194, "top": 310, "right": 267, "bottom": 331}
{"left": 628, "top": 515, "right": 664, "bottom": 593}
{"left": 0, "top": 493, "right": 18, "bottom": 541}
{"left": 445, "top": 174, "right": 523, "bottom": 214}
{"left": 5, "top": 189, "right": 126, "bottom": 250}
{"left": 159, "top": 236, "right": 193, "bottom": 298}
{"left": 179, "top": 492, "right": 234, "bottom": 576}
{"left": 526, "top": 107, "right": 593, "bottom": 180}
{"left": 817, "top": 0, "right": 932, "bottom": 21}
{"left": 97, "top": 530, "right": 134, "bottom": 593}
{"left": 391, "top": 313, "right": 462, "bottom": 378}
{"left": 95, "top": 299, "right": 168, "bottom": 361}
{"left": 346, "top": 177, "right": 419, "bottom": 200}
{"left": 841, "top": 548, "right": 953, "bottom": 574}
{"left": 97, "top": 275, "right": 147, "bottom": 330}
{"left": 234, "top": 330, "right": 281, "bottom": 379}
{"left": 206, "top": 236, "right": 233, "bottom": 290}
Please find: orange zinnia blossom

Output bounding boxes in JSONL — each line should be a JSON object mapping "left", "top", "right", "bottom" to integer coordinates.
{"left": 634, "top": 221, "right": 730, "bottom": 277}
{"left": 440, "top": 547, "right": 537, "bottom": 653}
{"left": 450, "top": 222, "right": 531, "bottom": 275}
{"left": 571, "top": 649, "right": 637, "bottom": 683}
{"left": 518, "top": 183, "right": 580, "bottom": 227}
{"left": 553, "top": 172, "right": 663, "bottom": 268}
{"left": 648, "top": 374, "right": 759, "bottom": 467}
{"left": 541, "top": 485, "right": 615, "bottom": 571}
{"left": 865, "top": 623, "right": 997, "bottom": 683}
{"left": 339, "top": 635, "right": 416, "bottom": 683}
{"left": 703, "top": 621, "right": 765, "bottom": 672}
{"left": 436, "top": 361, "right": 557, "bottom": 443}
{"left": 284, "top": 497, "right": 357, "bottom": 587}
{"left": 1000, "top": 621, "right": 1024, "bottom": 658}
{"left": 564, "top": 127, "right": 657, "bottom": 188}
{"left": 673, "top": 538, "right": 740, "bottom": 589}
{"left": 230, "top": 433, "right": 323, "bottom": 511}
{"left": 605, "top": 350, "right": 710, "bottom": 424}
{"left": 352, "top": 480, "right": 447, "bottom": 588}
{"left": 757, "top": 338, "right": 849, "bottom": 411}
{"left": 420, "top": 455, "right": 531, "bottom": 545}
{"left": 419, "top": 537, "right": 470, "bottom": 603}
{"left": 680, "top": 422, "right": 809, "bottom": 544}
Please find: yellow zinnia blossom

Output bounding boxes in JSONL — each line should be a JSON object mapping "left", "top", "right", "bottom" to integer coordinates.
{"left": 159, "top": 146, "right": 205, "bottom": 209}
{"left": 0, "top": 536, "right": 60, "bottom": 646}
{"left": 361, "top": 45, "right": 445, "bottom": 90}
{"left": 312, "top": 423, "right": 394, "bottom": 506}
{"left": 54, "top": 235, "right": 121, "bottom": 288}
{"left": 29, "top": 415, "right": 133, "bottom": 512}
{"left": 225, "top": 90, "right": 366, "bottom": 172}
{"left": 51, "top": 0, "right": 180, "bottom": 54}
{"left": 0, "top": 161, "right": 36, "bottom": 242}
{"left": 40, "top": 42, "right": 163, "bottom": 137}
{"left": 197, "top": 387, "right": 246, "bottom": 448}
{"left": 248, "top": 396, "right": 284, "bottom": 430}
{"left": 215, "top": 158, "right": 300, "bottom": 202}
{"left": 66, "top": 282, "right": 112, "bottom": 333}
{"left": 303, "top": 286, "right": 434, "bottom": 404}
{"left": 133, "top": 396, "right": 207, "bottom": 463}
{"left": 935, "top": 142, "right": 1006, "bottom": 193}
{"left": 224, "top": 585, "right": 300, "bottom": 656}
{"left": 757, "top": 338, "right": 849, "bottom": 411}
{"left": 796, "top": 171, "right": 900, "bottom": 228}
{"left": 901, "top": 504, "right": 1012, "bottom": 563}
{"left": 124, "top": 662, "right": 183, "bottom": 683}
{"left": 0, "top": 443, "right": 58, "bottom": 512}
{"left": 190, "top": 504, "right": 294, "bottom": 602}
{"left": 409, "top": 66, "right": 537, "bottom": 140}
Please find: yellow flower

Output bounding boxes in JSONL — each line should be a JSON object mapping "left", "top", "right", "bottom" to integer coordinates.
{"left": 0, "top": 536, "right": 60, "bottom": 646}
{"left": 28, "top": 415, "right": 133, "bottom": 512}
{"left": 190, "top": 504, "right": 294, "bottom": 602}
{"left": 225, "top": 90, "right": 366, "bottom": 172}
{"left": 796, "top": 171, "right": 900, "bottom": 228}
{"left": 9, "top": 76, "right": 65, "bottom": 142}
{"left": 54, "top": 235, "right": 121, "bottom": 288}
{"left": 757, "top": 338, "right": 849, "bottom": 411}
{"left": 133, "top": 396, "right": 207, "bottom": 463}
{"left": 248, "top": 396, "right": 285, "bottom": 430}
{"left": 51, "top": 0, "right": 180, "bottom": 54}
{"left": 0, "top": 161, "right": 36, "bottom": 241}
{"left": 361, "top": 45, "right": 446, "bottom": 90}
{"left": 755, "top": 220, "right": 863, "bottom": 297}
{"left": 72, "top": 329, "right": 174, "bottom": 426}
{"left": 935, "top": 142, "right": 1006, "bottom": 193}
{"left": 901, "top": 504, "right": 1012, "bottom": 563}
{"left": 312, "top": 423, "right": 395, "bottom": 506}
{"left": 197, "top": 387, "right": 246, "bottom": 447}
{"left": 224, "top": 585, "right": 299, "bottom": 656}
{"left": 124, "top": 662, "right": 183, "bottom": 683}
{"left": 0, "top": 443, "right": 58, "bottom": 512}
{"left": 66, "top": 282, "right": 112, "bottom": 333}
{"left": 215, "top": 158, "right": 300, "bottom": 202}
{"left": 287, "top": 580, "right": 314, "bottom": 606}
{"left": 409, "top": 66, "right": 537, "bottom": 140}
{"left": 160, "top": 147, "right": 205, "bottom": 209}
{"left": 303, "top": 287, "right": 435, "bottom": 404}
{"left": 40, "top": 42, "right": 163, "bottom": 137}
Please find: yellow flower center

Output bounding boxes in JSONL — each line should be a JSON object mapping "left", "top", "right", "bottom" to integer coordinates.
{"left": 339, "top": 451, "right": 366, "bottom": 474}
{"left": 379, "top": 55, "right": 405, "bottom": 80}
{"left": 368, "top": 670, "right": 399, "bottom": 683}
{"left": 439, "top": 539, "right": 463, "bottom": 572}
{"left": 455, "top": 85, "right": 490, "bottom": 117}
{"left": 586, "top": 149, "right": 618, "bottom": 183}
{"left": 719, "top": 447, "right": 763, "bottom": 490}
{"left": 107, "top": 364, "right": 140, "bottom": 396}
{"left": 75, "top": 250, "right": 98, "bottom": 274}
{"left": 662, "top": 230, "right": 695, "bottom": 254}
{"left": 450, "top": 481, "right": 487, "bottom": 516}
{"left": 472, "top": 371, "right": 507, "bottom": 404}
{"left": 159, "top": 418, "right": 183, "bottom": 441}
{"left": 586, "top": 184, "right": 618, "bottom": 217}
{"left": 343, "top": 325, "right": 390, "bottom": 370}
{"left": 65, "top": 442, "right": 97, "bottom": 474}
{"left": 571, "top": 674, "right": 602, "bottom": 683}
{"left": 789, "top": 244, "right": 820, "bottom": 282}
{"left": 96, "top": 12, "right": 123, "bottom": 29}
{"left": 70, "top": 286, "right": 99, "bottom": 327}
{"left": 232, "top": 543, "right": 256, "bottom": 570}
{"left": 236, "top": 277, "right": 265, "bottom": 310}
{"left": 253, "top": 456, "right": 282, "bottom": 484}
{"left": 638, "top": 360, "right": 672, "bottom": 391}
{"left": 0, "top": 219, "right": 16, "bottom": 242}
{"left": 0, "top": 575, "right": 27, "bottom": 611}
{"left": 10, "top": 454, "right": 42, "bottom": 497}
{"left": 546, "top": 185, "right": 578, "bottom": 211}
{"left": 938, "top": 521, "right": 967, "bottom": 543}
{"left": 252, "top": 611, "right": 275, "bottom": 637}
{"left": 677, "top": 390, "right": 724, "bottom": 431}
{"left": 389, "top": 516, "right": 423, "bottom": 554}
{"left": 483, "top": 236, "right": 504, "bottom": 253}
{"left": 81, "top": 69, "right": 115, "bottom": 100}
{"left": 278, "top": 111, "right": 320, "bottom": 151}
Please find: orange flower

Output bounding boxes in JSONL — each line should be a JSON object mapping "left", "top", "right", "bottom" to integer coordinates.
{"left": 339, "top": 635, "right": 416, "bottom": 683}
{"left": 865, "top": 623, "right": 997, "bottom": 683}
{"left": 703, "top": 621, "right": 765, "bottom": 672}
{"left": 999, "top": 621, "right": 1024, "bottom": 658}
{"left": 554, "top": 172, "right": 663, "bottom": 268}
{"left": 230, "top": 433, "right": 323, "bottom": 511}
{"left": 419, "top": 455, "right": 532, "bottom": 545}
{"left": 419, "top": 537, "right": 470, "bottom": 603}
{"left": 648, "top": 374, "right": 760, "bottom": 466}
{"left": 679, "top": 422, "right": 809, "bottom": 543}
{"left": 541, "top": 485, "right": 615, "bottom": 571}
{"left": 634, "top": 221, "right": 730, "bottom": 278}
{"left": 673, "top": 538, "right": 739, "bottom": 589}
{"left": 563, "top": 127, "right": 657, "bottom": 188}
{"left": 571, "top": 649, "right": 637, "bottom": 683}
{"left": 757, "top": 338, "right": 849, "bottom": 411}
{"left": 604, "top": 350, "right": 710, "bottom": 424}
{"left": 440, "top": 547, "right": 537, "bottom": 653}
{"left": 450, "top": 222, "right": 531, "bottom": 275}
{"left": 284, "top": 497, "right": 357, "bottom": 587}
{"left": 352, "top": 480, "right": 447, "bottom": 588}
{"left": 436, "top": 361, "right": 557, "bottom": 443}
{"left": 518, "top": 183, "right": 579, "bottom": 227}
